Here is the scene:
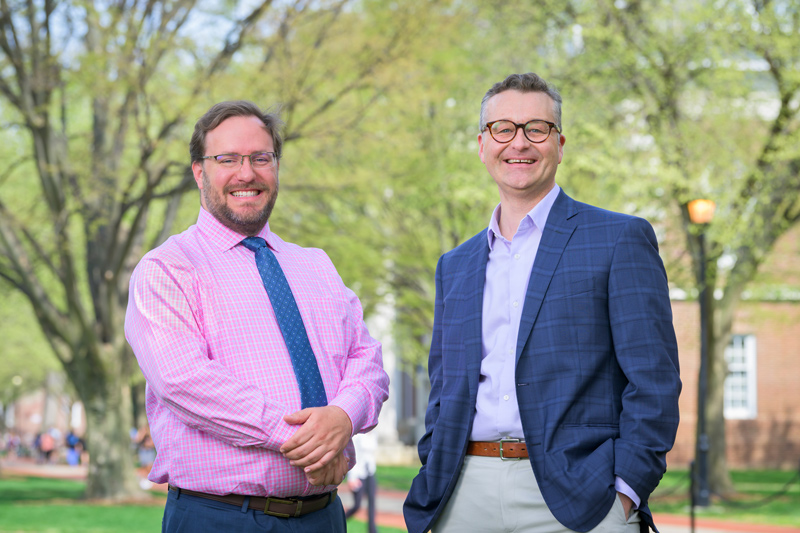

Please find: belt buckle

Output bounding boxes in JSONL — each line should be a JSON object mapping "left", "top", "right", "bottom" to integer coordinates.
{"left": 264, "top": 496, "right": 299, "bottom": 518}
{"left": 499, "top": 438, "right": 521, "bottom": 461}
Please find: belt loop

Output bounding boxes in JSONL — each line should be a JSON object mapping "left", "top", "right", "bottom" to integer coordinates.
{"left": 175, "top": 486, "right": 181, "bottom": 499}
{"left": 240, "top": 496, "right": 250, "bottom": 513}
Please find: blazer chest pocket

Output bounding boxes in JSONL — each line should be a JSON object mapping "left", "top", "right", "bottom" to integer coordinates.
{"left": 547, "top": 275, "right": 596, "bottom": 300}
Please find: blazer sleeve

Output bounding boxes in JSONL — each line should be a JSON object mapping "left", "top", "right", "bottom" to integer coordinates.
{"left": 609, "top": 217, "right": 681, "bottom": 502}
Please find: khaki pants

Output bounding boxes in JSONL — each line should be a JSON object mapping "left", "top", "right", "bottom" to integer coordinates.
{"left": 433, "top": 455, "right": 640, "bottom": 533}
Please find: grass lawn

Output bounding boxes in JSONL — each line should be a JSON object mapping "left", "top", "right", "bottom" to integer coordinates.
{"left": 346, "top": 519, "right": 406, "bottom": 533}
{"left": 650, "top": 468, "right": 800, "bottom": 527}
{"left": 2, "top": 467, "right": 798, "bottom": 531}
{"left": 374, "top": 464, "right": 421, "bottom": 492}
{"left": 0, "top": 476, "right": 165, "bottom": 532}
{"left": 374, "top": 465, "right": 800, "bottom": 528}
{"left": 0, "top": 476, "right": 401, "bottom": 533}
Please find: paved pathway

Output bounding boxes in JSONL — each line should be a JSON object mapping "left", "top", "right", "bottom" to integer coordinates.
{"left": 3, "top": 460, "right": 798, "bottom": 533}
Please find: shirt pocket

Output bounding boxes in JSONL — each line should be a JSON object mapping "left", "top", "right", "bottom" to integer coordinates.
{"left": 305, "top": 293, "right": 352, "bottom": 374}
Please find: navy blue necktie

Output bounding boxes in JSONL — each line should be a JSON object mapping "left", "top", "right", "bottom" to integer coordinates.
{"left": 241, "top": 237, "right": 328, "bottom": 408}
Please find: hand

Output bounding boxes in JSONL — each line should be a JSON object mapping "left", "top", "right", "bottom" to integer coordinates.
{"left": 618, "top": 492, "right": 634, "bottom": 519}
{"left": 280, "top": 405, "right": 353, "bottom": 473}
{"left": 305, "top": 452, "right": 349, "bottom": 486}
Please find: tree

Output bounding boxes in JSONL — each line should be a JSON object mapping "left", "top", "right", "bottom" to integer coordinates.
{"left": 279, "top": 0, "right": 800, "bottom": 485}
{"left": 0, "top": 288, "right": 59, "bottom": 424}
{"left": 558, "top": 0, "right": 800, "bottom": 495}
{"left": 0, "top": 0, "right": 450, "bottom": 499}
{"left": 357, "top": 0, "right": 800, "bottom": 493}
{"left": 0, "top": 0, "right": 282, "bottom": 500}
{"left": 254, "top": 1, "right": 489, "bottom": 370}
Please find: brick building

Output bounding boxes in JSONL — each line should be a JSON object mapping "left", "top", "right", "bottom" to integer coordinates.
{"left": 667, "top": 227, "right": 800, "bottom": 469}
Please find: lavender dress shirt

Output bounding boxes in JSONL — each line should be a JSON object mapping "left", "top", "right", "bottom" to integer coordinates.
{"left": 470, "top": 184, "right": 640, "bottom": 508}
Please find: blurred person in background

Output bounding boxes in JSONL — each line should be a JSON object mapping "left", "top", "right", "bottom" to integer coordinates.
{"left": 65, "top": 429, "right": 83, "bottom": 466}
{"left": 345, "top": 431, "right": 378, "bottom": 533}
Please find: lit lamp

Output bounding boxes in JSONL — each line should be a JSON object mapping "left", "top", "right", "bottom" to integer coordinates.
{"left": 688, "top": 198, "right": 715, "bottom": 510}
{"left": 688, "top": 199, "right": 716, "bottom": 225}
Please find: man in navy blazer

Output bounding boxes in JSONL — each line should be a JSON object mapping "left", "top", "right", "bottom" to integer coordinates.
{"left": 403, "top": 73, "right": 681, "bottom": 533}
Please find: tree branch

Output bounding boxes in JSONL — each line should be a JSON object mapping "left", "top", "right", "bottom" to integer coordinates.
{"left": 0, "top": 199, "right": 72, "bottom": 346}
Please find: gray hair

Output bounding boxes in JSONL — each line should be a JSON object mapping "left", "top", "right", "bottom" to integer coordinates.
{"left": 190, "top": 100, "right": 284, "bottom": 163}
{"left": 479, "top": 73, "right": 562, "bottom": 132}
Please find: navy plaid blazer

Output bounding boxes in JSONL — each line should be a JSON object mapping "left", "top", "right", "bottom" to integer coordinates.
{"left": 403, "top": 190, "right": 681, "bottom": 533}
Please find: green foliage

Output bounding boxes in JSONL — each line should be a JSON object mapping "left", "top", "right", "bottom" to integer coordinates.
{"left": 2, "top": 0, "right": 800, "bottom": 503}
{"left": 0, "top": 0, "right": 476, "bottom": 498}
{"left": 0, "top": 288, "right": 59, "bottom": 404}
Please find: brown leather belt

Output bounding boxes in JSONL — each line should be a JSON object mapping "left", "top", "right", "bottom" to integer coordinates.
{"left": 168, "top": 485, "right": 336, "bottom": 518}
{"left": 467, "top": 440, "right": 528, "bottom": 460}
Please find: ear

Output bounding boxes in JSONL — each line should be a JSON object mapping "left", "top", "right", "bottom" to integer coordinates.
{"left": 192, "top": 161, "right": 204, "bottom": 190}
{"left": 478, "top": 131, "right": 486, "bottom": 164}
{"left": 557, "top": 133, "right": 566, "bottom": 164}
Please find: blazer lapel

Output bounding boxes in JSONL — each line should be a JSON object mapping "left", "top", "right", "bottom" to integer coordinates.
{"left": 516, "top": 191, "right": 579, "bottom": 361}
{"left": 456, "top": 233, "right": 490, "bottom": 401}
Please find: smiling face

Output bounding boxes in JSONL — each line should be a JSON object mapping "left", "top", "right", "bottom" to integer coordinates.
{"left": 191, "top": 115, "right": 279, "bottom": 236}
{"left": 479, "top": 90, "right": 565, "bottom": 207}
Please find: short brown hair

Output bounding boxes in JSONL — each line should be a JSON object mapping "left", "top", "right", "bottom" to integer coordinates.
{"left": 189, "top": 101, "right": 284, "bottom": 163}
{"left": 479, "top": 73, "right": 562, "bottom": 132}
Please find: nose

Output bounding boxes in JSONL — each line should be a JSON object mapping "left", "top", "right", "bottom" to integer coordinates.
{"left": 237, "top": 155, "right": 256, "bottom": 178}
{"left": 509, "top": 125, "right": 531, "bottom": 149}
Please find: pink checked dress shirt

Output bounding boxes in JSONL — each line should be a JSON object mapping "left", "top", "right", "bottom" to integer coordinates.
{"left": 125, "top": 208, "right": 389, "bottom": 497}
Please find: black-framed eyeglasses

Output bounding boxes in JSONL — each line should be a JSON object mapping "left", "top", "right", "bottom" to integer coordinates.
{"left": 201, "top": 152, "right": 278, "bottom": 169}
{"left": 483, "top": 120, "right": 561, "bottom": 144}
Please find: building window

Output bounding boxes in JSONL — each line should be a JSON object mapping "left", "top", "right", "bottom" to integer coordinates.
{"left": 724, "top": 334, "right": 757, "bottom": 420}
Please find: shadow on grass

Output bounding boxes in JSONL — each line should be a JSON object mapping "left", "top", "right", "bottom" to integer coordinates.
{"left": 0, "top": 476, "right": 85, "bottom": 503}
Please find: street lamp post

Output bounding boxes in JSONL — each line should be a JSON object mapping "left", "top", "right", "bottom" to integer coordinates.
{"left": 688, "top": 198, "right": 715, "bottom": 509}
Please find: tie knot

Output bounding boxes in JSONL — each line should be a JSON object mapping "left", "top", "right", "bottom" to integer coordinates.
{"left": 241, "top": 236, "right": 267, "bottom": 252}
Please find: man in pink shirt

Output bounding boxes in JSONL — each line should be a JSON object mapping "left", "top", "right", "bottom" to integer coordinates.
{"left": 125, "top": 101, "right": 389, "bottom": 532}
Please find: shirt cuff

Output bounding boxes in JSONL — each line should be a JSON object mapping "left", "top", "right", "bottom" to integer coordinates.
{"left": 615, "top": 477, "right": 641, "bottom": 509}
{"left": 328, "top": 395, "right": 362, "bottom": 437}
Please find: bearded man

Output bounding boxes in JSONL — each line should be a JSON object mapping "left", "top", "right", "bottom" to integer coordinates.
{"left": 125, "top": 101, "right": 389, "bottom": 533}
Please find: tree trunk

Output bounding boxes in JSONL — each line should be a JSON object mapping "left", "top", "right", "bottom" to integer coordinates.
{"left": 68, "top": 341, "right": 143, "bottom": 500}
{"left": 131, "top": 381, "right": 148, "bottom": 432}
{"left": 690, "top": 231, "right": 736, "bottom": 500}
{"left": 82, "top": 376, "right": 142, "bottom": 500}
{"left": 706, "top": 315, "right": 735, "bottom": 496}
{"left": 705, "top": 284, "right": 745, "bottom": 498}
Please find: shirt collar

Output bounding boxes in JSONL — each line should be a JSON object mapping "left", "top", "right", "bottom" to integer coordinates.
{"left": 196, "top": 207, "right": 276, "bottom": 252}
{"left": 486, "top": 184, "right": 561, "bottom": 250}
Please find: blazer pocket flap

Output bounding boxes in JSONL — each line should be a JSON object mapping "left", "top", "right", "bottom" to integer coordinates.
{"left": 548, "top": 275, "right": 596, "bottom": 300}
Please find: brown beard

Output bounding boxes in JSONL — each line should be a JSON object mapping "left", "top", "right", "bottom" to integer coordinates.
{"left": 201, "top": 168, "right": 278, "bottom": 236}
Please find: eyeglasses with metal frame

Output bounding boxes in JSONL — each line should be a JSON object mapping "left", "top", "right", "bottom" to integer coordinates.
{"left": 201, "top": 152, "right": 278, "bottom": 169}
{"left": 483, "top": 120, "right": 561, "bottom": 144}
